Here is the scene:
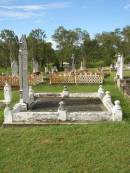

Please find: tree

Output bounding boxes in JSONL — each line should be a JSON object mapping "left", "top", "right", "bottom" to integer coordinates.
{"left": 122, "top": 26, "right": 130, "bottom": 62}
{"left": 0, "top": 29, "right": 19, "bottom": 65}
{"left": 52, "top": 26, "right": 90, "bottom": 63}
{"left": 28, "top": 28, "right": 46, "bottom": 61}
{"left": 95, "top": 31, "right": 123, "bottom": 65}
{"left": 27, "top": 29, "right": 55, "bottom": 70}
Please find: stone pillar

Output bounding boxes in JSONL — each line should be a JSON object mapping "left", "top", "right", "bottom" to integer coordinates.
{"left": 112, "top": 100, "right": 122, "bottom": 121}
{"left": 18, "top": 35, "right": 29, "bottom": 104}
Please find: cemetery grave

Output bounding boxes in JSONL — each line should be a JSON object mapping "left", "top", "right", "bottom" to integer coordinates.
{"left": 0, "top": 4, "right": 130, "bottom": 172}
{"left": 0, "top": 36, "right": 130, "bottom": 173}
{"left": 3, "top": 35, "right": 123, "bottom": 126}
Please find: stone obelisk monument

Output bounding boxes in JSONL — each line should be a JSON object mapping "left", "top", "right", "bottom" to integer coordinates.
{"left": 18, "top": 35, "right": 29, "bottom": 104}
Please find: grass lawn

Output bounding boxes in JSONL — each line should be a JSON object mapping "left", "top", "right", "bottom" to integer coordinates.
{"left": 0, "top": 72, "right": 130, "bottom": 173}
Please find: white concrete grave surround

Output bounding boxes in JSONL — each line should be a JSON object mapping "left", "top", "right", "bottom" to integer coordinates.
{"left": 3, "top": 85, "right": 123, "bottom": 125}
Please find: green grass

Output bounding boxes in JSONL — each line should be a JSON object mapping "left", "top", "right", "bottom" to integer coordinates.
{"left": 0, "top": 123, "right": 130, "bottom": 173}
{"left": 0, "top": 72, "right": 130, "bottom": 173}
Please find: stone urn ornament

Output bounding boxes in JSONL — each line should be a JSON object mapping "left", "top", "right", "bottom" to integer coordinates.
{"left": 62, "top": 86, "right": 69, "bottom": 97}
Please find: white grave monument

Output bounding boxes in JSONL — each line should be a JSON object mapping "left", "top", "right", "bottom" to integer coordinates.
{"left": 80, "top": 61, "right": 83, "bottom": 70}
{"left": 71, "top": 54, "right": 75, "bottom": 71}
{"left": 45, "top": 66, "right": 49, "bottom": 74}
{"left": 19, "top": 35, "right": 29, "bottom": 104}
{"left": 33, "top": 59, "right": 39, "bottom": 73}
{"left": 116, "top": 54, "right": 124, "bottom": 80}
{"left": 11, "top": 60, "right": 18, "bottom": 76}
{"left": 119, "top": 55, "right": 124, "bottom": 80}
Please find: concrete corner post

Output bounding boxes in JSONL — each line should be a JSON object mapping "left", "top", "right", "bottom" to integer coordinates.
{"left": 98, "top": 85, "right": 105, "bottom": 100}
{"left": 112, "top": 100, "right": 122, "bottom": 121}
{"left": 3, "top": 82, "right": 13, "bottom": 124}
{"left": 58, "top": 101, "right": 67, "bottom": 121}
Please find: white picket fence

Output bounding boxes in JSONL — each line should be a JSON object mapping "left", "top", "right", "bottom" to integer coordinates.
{"left": 49, "top": 73, "right": 104, "bottom": 84}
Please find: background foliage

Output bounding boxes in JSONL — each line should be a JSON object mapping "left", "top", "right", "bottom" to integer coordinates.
{"left": 0, "top": 25, "right": 130, "bottom": 71}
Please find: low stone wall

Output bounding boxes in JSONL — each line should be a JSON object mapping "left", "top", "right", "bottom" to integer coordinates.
{"left": 34, "top": 92, "right": 98, "bottom": 99}
{"left": 12, "top": 111, "right": 111, "bottom": 123}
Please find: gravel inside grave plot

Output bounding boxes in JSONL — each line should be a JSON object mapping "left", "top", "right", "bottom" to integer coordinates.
{"left": 29, "top": 97, "right": 107, "bottom": 112}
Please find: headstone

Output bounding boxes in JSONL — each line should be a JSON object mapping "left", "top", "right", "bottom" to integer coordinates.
{"left": 33, "top": 60, "right": 39, "bottom": 73}
{"left": 119, "top": 55, "right": 124, "bottom": 80}
{"left": 116, "top": 54, "right": 124, "bottom": 79}
{"left": 80, "top": 58, "right": 86, "bottom": 71}
{"left": 45, "top": 66, "right": 49, "bottom": 74}
{"left": 71, "top": 54, "right": 75, "bottom": 71}
{"left": 51, "top": 66, "right": 58, "bottom": 73}
{"left": 11, "top": 60, "right": 18, "bottom": 76}
{"left": 80, "top": 61, "right": 83, "bottom": 70}
{"left": 63, "top": 62, "right": 69, "bottom": 72}
{"left": 115, "top": 54, "right": 121, "bottom": 73}
{"left": 18, "top": 35, "right": 29, "bottom": 104}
